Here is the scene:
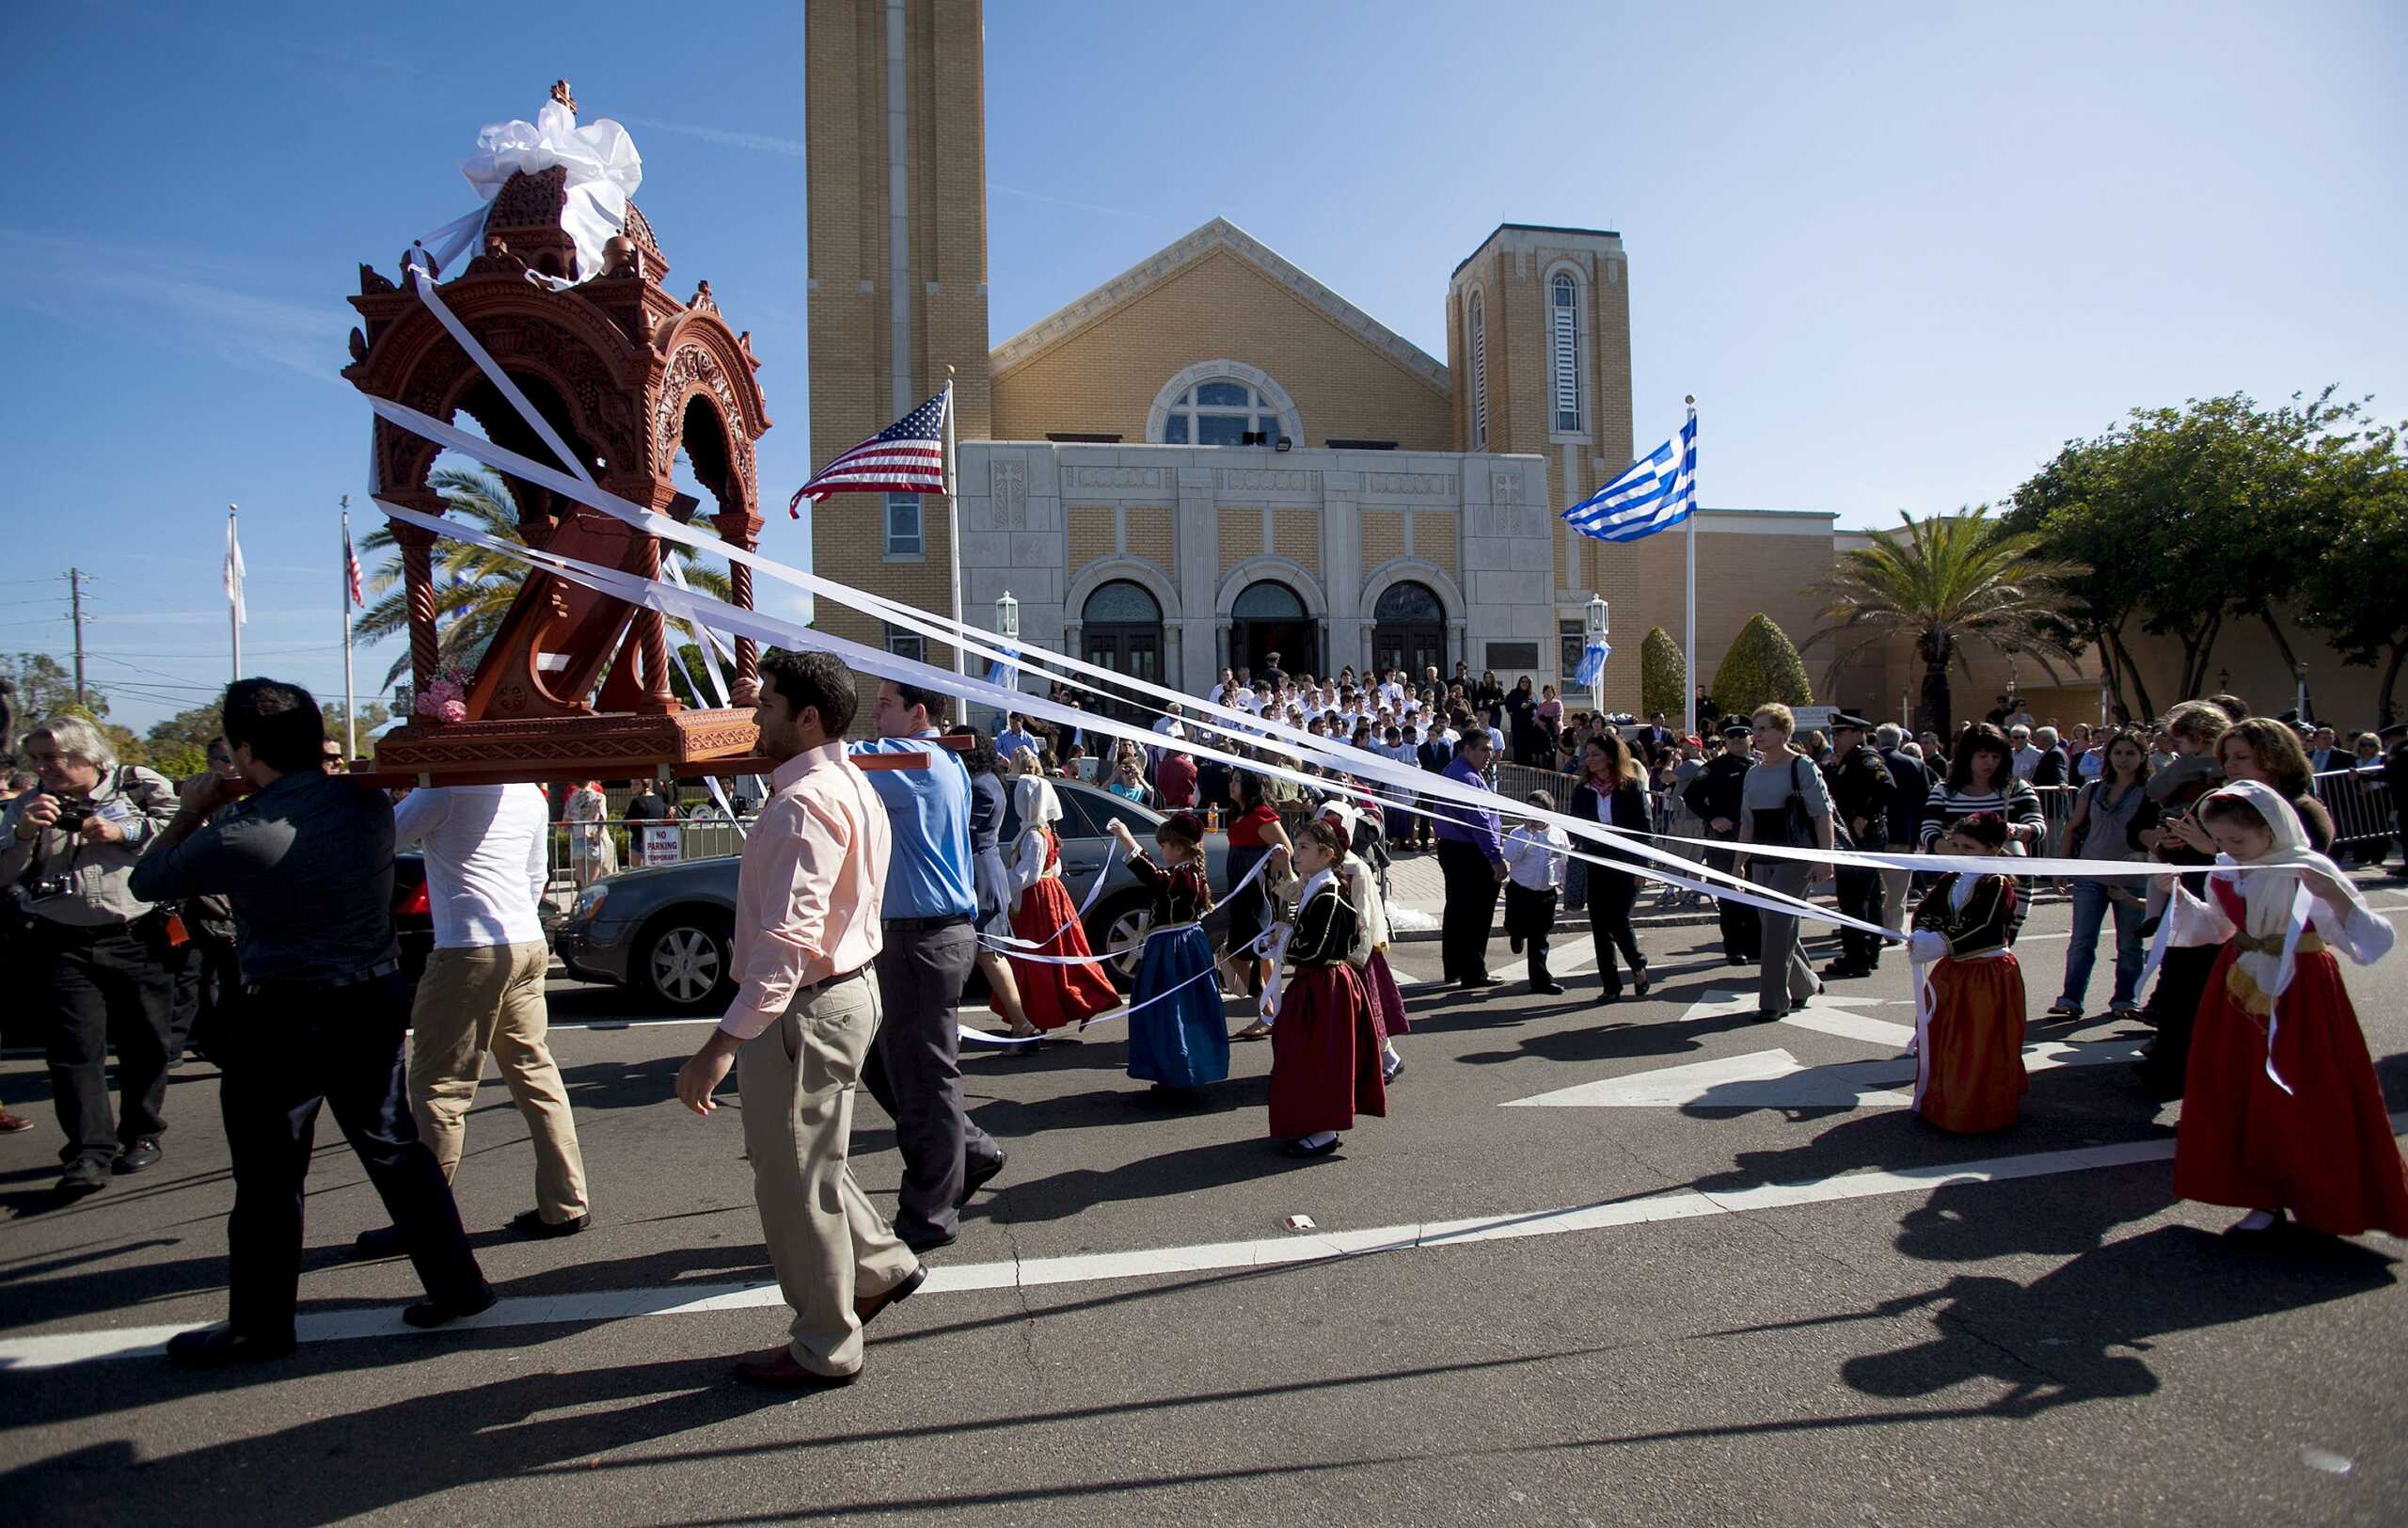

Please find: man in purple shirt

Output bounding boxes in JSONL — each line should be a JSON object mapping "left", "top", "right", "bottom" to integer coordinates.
{"left": 1434, "top": 731, "right": 1510, "bottom": 988}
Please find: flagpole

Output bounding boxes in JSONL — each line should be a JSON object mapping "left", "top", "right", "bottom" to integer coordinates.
{"left": 227, "top": 503, "right": 242, "bottom": 683}
{"left": 341, "top": 497, "right": 357, "bottom": 759}
{"left": 1682, "top": 396, "right": 1698, "bottom": 737}
{"left": 943, "top": 369, "right": 965, "bottom": 678}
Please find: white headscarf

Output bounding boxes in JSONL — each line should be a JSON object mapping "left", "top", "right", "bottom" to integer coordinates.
{"left": 2201, "top": 779, "right": 2386, "bottom": 1008}
{"left": 1006, "top": 773, "right": 1066, "bottom": 899}
{"left": 1318, "top": 801, "right": 1391, "bottom": 959}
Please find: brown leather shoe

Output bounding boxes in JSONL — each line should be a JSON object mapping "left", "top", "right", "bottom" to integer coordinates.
{"left": 733, "top": 1347, "right": 859, "bottom": 1390}
{"left": 0, "top": 1108, "right": 35, "bottom": 1134}
{"left": 855, "top": 1265, "right": 927, "bottom": 1329}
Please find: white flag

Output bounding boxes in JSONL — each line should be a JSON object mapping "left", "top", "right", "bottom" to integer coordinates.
{"left": 224, "top": 515, "right": 247, "bottom": 627}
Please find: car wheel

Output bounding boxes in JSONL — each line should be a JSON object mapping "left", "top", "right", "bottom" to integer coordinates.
{"left": 1088, "top": 893, "right": 1154, "bottom": 994}
{"left": 639, "top": 911, "right": 737, "bottom": 1013}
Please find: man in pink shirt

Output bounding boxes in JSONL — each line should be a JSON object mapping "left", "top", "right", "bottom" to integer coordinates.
{"left": 674, "top": 650, "right": 923, "bottom": 1389}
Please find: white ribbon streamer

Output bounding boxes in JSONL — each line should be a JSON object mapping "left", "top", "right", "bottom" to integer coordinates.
{"left": 415, "top": 99, "right": 642, "bottom": 281}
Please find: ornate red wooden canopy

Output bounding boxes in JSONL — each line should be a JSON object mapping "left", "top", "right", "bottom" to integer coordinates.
{"left": 343, "top": 106, "right": 776, "bottom": 786}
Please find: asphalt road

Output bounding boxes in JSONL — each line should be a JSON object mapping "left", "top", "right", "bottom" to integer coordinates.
{"left": 5, "top": 875, "right": 2407, "bottom": 1526}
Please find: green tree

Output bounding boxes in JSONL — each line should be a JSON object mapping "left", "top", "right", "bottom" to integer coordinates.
{"left": 3, "top": 652, "right": 104, "bottom": 720}
{"left": 1710, "top": 613, "right": 1814, "bottom": 719}
{"left": 2297, "top": 439, "right": 2408, "bottom": 723}
{"left": 2008, "top": 390, "right": 2375, "bottom": 714}
{"left": 356, "top": 468, "right": 736, "bottom": 689}
{"left": 1808, "top": 509, "right": 2077, "bottom": 736}
{"left": 1640, "top": 627, "right": 1686, "bottom": 719}
{"left": 143, "top": 701, "right": 223, "bottom": 781}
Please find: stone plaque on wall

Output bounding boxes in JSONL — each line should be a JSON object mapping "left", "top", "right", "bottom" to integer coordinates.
{"left": 990, "top": 459, "right": 1028, "bottom": 530}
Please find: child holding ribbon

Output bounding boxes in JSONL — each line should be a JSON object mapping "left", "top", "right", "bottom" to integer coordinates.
{"left": 1003, "top": 775, "right": 1119, "bottom": 1034}
{"left": 1264, "top": 820, "right": 1388, "bottom": 1157}
{"left": 2161, "top": 781, "right": 2407, "bottom": 1236}
{"left": 1908, "top": 813, "right": 2028, "bottom": 1133}
{"left": 1318, "top": 800, "right": 1409, "bottom": 1084}
{"left": 1105, "top": 813, "right": 1230, "bottom": 1096}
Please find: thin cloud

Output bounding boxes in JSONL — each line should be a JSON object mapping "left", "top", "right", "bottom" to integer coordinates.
{"left": 988, "top": 182, "right": 1149, "bottom": 220}
{"left": 619, "top": 116, "right": 803, "bottom": 157}
{"left": 0, "top": 228, "right": 343, "bottom": 381}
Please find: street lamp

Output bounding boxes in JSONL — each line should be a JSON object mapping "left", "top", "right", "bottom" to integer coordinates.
{"left": 1586, "top": 594, "right": 1608, "bottom": 716}
{"left": 996, "top": 589, "right": 1020, "bottom": 645}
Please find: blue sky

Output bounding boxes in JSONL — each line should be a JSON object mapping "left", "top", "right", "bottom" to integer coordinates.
{"left": 6, "top": 0, "right": 2402, "bottom": 732}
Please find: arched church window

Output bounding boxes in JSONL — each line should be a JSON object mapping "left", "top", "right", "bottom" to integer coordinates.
{"left": 1373, "top": 581, "right": 1442, "bottom": 623}
{"left": 1550, "top": 272, "right": 1582, "bottom": 434}
{"left": 1231, "top": 581, "right": 1307, "bottom": 622}
{"left": 1082, "top": 580, "right": 1162, "bottom": 626}
{"left": 1159, "top": 378, "right": 1291, "bottom": 447}
{"left": 1468, "top": 292, "right": 1488, "bottom": 450}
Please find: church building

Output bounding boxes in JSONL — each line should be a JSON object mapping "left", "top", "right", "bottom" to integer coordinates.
{"left": 801, "top": 0, "right": 2117, "bottom": 730}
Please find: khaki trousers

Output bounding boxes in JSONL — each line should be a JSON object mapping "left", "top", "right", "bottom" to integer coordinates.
{"left": 407, "top": 942, "right": 588, "bottom": 1223}
{"left": 739, "top": 970, "right": 918, "bottom": 1377}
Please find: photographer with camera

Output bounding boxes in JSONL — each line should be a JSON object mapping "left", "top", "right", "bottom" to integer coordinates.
{"left": 0, "top": 716, "right": 182, "bottom": 1199}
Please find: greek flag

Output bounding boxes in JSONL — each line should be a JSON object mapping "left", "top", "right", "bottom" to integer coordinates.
{"left": 1573, "top": 638, "right": 1609, "bottom": 689}
{"left": 1563, "top": 412, "right": 1697, "bottom": 543}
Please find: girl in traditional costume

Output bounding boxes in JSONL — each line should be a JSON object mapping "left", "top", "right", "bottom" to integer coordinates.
{"left": 1318, "top": 801, "right": 1408, "bottom": 1084}
{"left": 1003, "top": 775, "right": 1119, "bottom": 1033}
{"left": 1908, "top": 812, "right": 2028, "bottom": 1133}
{"left": 1265, "top": 820, "right": 1388, "bottom": 1157}
{"left": 1104, "top": 812, "right": 1230, "bottom": 1095}
{"left": 2163, "top": 781, "right": 2407, "bottom": 1236}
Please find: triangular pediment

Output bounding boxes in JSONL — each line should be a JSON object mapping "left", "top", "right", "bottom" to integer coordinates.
{"left": 990, "top": 216, "right": 1450, "bottom": 393}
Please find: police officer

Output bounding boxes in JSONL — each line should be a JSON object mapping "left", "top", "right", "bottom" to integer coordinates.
{"left": 1682, "top": 721, "right": 1760, "bottom": 965}
{"left": 1821, "top": 713, "right": 1895, "bottom": 979}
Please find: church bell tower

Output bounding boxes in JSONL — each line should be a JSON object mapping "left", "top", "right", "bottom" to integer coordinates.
{"left": 805, "top": 0, "right": 993, "bottom": 675}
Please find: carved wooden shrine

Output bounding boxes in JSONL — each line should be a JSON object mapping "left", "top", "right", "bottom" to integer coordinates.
{"left": 343, "top": 123, "right": 772, "bottom": 786}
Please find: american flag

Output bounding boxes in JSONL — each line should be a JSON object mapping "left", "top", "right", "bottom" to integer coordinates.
{"left": 342, "top": 525, "right": 363, "bottom": 608}
{"left": 787, "top": 388, "right": 950, "bottom": 518}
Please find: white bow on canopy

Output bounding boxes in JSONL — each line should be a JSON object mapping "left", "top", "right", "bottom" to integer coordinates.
{"left": 417, "top": 95, "right": 642, "bottom": 282}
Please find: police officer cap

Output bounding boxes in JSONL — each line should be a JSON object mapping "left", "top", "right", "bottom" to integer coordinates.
{"left": 1719, "top": 721, "right": 1751, "bottom": 739}
{"left": 1830, "top": 712, "right": 1873, "bottom": 731}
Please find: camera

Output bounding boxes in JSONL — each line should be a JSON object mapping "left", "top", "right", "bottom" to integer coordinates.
{"left": 48, "top": 800, "right": 96, "bottom": 835}
{"left": 7, "top": 874, "right": 72, "bottom": 912}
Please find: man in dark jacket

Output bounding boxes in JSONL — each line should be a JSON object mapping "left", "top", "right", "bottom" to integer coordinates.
{"left": 1874, "top": 724, "right": 1930, "bottom": 925}
{"left": 1821, "top": 714, "right": 1895, "bottom": 979}
{"left": 2030, "top": 725, "right": 2071, "bottom": 788}
{"left": 1682, "top": 722, "right": 1759, "bottom": 964}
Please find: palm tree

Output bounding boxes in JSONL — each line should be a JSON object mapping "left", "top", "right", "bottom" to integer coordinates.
{"left": 359, "top": 467, "right": 735, "bottom": 691}
{"left": 1807, "top": 508, "right": 2082, "bottom": 735}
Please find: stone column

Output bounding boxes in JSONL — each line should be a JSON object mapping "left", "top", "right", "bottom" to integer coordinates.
{"left": 1175, "top": 465, "right": 1218, "bottom": 692}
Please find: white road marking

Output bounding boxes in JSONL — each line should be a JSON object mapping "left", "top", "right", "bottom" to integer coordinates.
{"left": 23, "top": 1126, "right": 2337, "bottom": 1374}
{"left": 1504, "top": 1030, "right": 2153, "bottom": 1110}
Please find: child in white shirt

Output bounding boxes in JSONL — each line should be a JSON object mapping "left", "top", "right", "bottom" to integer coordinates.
{"left": 1500, "top": 790, "right": 1572, "bottom": 995}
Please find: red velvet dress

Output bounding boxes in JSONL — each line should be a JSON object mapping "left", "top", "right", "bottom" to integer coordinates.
{"left": 1006, "top": 832, "right": 1121, "bottom": 1032}
{"left": 1268, "top": 880, "right": 1389, "bottom": 1138}
{"left": 2174, "top": 878, "right": 2408, "bottom": 1235}
{"left": 1911, "top": 872, "right": 2028, "bottom": 1134}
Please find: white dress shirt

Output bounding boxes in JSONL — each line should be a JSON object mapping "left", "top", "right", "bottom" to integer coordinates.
{"left": 392, "top": 783, "right": 549, "bottom": 949}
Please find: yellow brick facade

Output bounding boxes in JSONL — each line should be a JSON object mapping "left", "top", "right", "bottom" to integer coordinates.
{"left": 1066, "top": 505, "right": 1114, "bottom": 571}
{"left": 990, "top": 247, "right": 1451, "bottom": 450}
{"left": 1359, "top": 510, "right": 1405, "bottom": 571}
{"left": 1272, "top": 509, "right": 1318, "bottom": 572}
{"left": 1124, "top": 507, "right": 1174, "bottom": 578}
{"left": 1414, "top": 513, "right": 1458, "bottom": 581}
{"left": 1219, "top": 506, "right": 1260, "bottom": 577}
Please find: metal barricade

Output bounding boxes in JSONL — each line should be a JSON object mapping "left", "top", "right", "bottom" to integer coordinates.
{"left": 550, "top": 815, "right": 751, "bottom": 903}
{"left": 2316, "top": 766, "right": 2399, "bottom": 858}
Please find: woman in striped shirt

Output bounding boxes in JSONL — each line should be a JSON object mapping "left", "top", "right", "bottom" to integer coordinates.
{"left": 1922, "top": 724, "right": 2046, "bottom": 852}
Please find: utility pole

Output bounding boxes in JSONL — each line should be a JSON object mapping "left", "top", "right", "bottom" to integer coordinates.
{"left": 68, "top": 567, "right": 87, "bottom": 708}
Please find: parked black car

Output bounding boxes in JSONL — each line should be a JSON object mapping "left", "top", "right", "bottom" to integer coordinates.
{"left": 558, "top": 779, "right": 1228, "bottom": 1013}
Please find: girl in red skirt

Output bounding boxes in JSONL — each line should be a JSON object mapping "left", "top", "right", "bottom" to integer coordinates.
{"left": 1002, "top": 775, "right": 1120, "bottom": 1035}
{"left": 2163, "top": 781, "right": 2406, "bottom": 1237}
{"left": 1317, "top": 800, "right": 1409, "bottom": 1085}
{"left": 1908, "top": 813, "right": 2028, "bottom": 1133}
{"left": 1265, "top": 820, "right": 1388, "bottom": 1157}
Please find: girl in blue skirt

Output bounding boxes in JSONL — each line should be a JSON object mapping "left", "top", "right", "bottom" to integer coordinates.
{"left": 1105, "top": 813, "right": 1230, "bottom": 1096}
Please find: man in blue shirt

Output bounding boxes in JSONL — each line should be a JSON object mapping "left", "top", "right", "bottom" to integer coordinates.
{"left": 994, "top": 714, "right": 1038, "bottom": 771}
{"left": 851, "top": 680, "right": 1006, "bottom": 1251}
{"left": 1433, "top": 731, "right": 1509, "bottom": 988}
